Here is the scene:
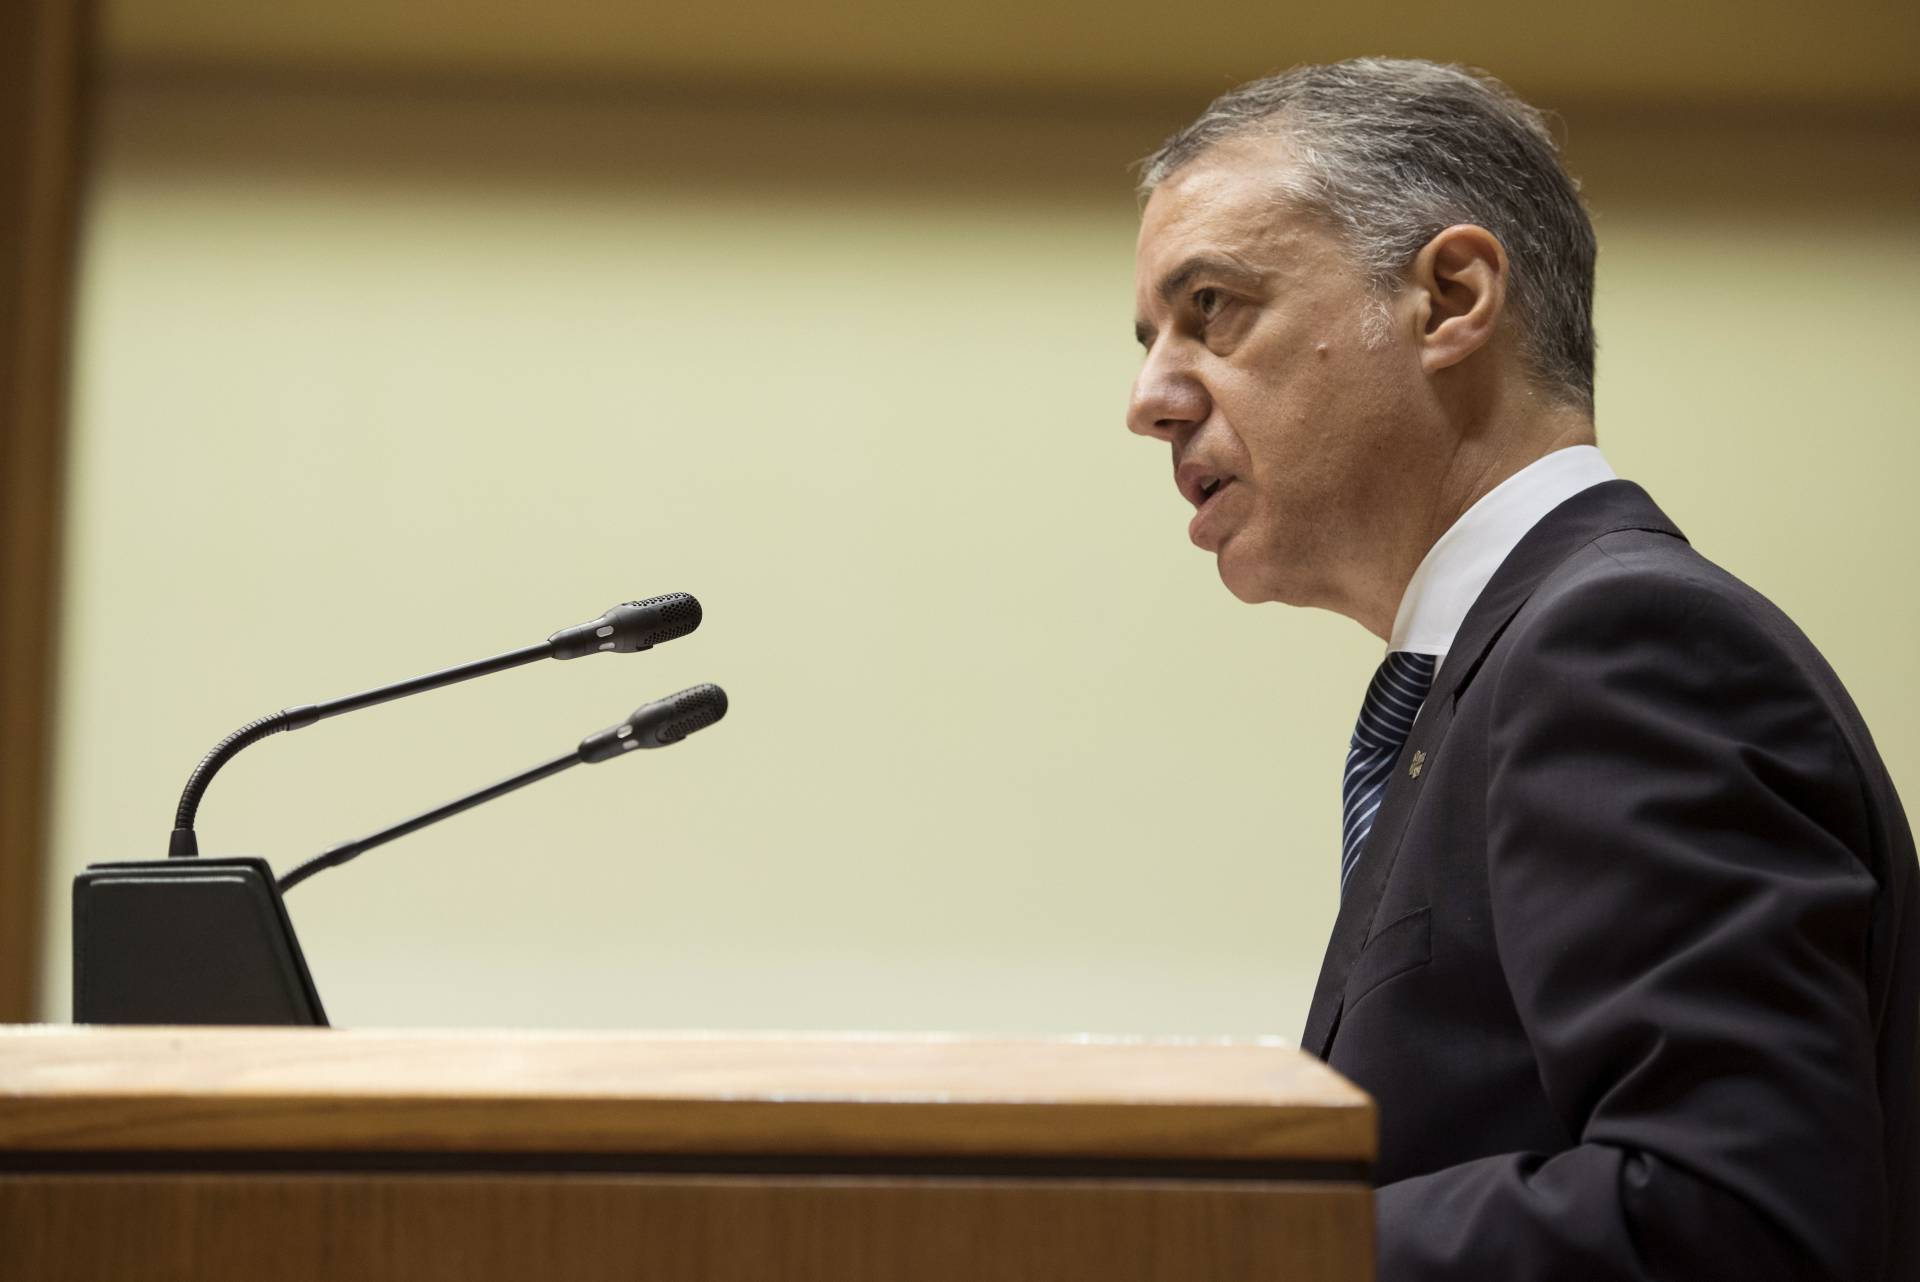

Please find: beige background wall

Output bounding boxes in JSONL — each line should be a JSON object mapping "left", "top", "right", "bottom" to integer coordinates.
{"left": 38, "top": 77, "right": 1919, "bottom": 1032}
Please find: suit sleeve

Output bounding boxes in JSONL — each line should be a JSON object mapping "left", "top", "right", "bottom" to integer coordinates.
{"left": 1376, "top": 564, "right": 1885, "bottom": 1281}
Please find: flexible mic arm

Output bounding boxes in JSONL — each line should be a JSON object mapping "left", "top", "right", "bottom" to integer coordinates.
{"left": 167, "top": 594, "right": 702, "bottom": 859}
{"left": 276, "top": 683, "right": 728, "bottom": 892}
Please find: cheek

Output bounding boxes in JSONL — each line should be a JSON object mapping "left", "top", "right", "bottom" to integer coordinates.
{"left": 1212, "top": 299, "right": 1396, "bottom": 483}
{"left": 1235, "top": 371, "right": 1400, "bottom": 532}
{"left": 1214, "top": 364, "right": 1331, "bottom": 483}
{"left": 1295, "top": 328, "right": 1415, "bottom": 445}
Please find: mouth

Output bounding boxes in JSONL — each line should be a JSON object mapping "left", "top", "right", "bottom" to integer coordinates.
{"left": 1176, "top": 464, "right": 1236, "bottom": 510}
{"left": 1192, "top": 476, "right": 1233, "bottom": 513}
{"left": 1185, "top": 476, "right": 1237, "bottom": 551}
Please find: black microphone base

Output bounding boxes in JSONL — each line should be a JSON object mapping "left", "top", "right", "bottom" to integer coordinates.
{"left": 72, "top": 857, "right": 327, "bottom": 1026}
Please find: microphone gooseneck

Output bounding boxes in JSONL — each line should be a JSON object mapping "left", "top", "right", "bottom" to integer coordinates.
{"left": 167, "top": 596, "right": 701, "bottom": 859}
{"left": 276, "top": 682, "right": 729, "bottom": 893}
{"left": 168, "top": 711, "right": 313, "bottom": 857}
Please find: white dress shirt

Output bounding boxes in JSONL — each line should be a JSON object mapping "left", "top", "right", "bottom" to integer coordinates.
{"left": 1388, "top": 445, "right": 1617, "bottom": 671}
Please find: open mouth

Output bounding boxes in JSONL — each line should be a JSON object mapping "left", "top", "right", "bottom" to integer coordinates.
{"left": 1186, "top": 475, "right": 1235, "bottom": 549}
{"left": 1177, "top": 461, "right": 1237, "bottom": 514}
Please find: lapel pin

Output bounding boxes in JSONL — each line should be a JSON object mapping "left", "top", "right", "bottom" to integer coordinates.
{"left": 1409, "top": 749, "right": 1427, "bottom": 779}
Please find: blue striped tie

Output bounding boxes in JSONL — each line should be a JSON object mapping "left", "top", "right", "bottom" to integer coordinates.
{"left": 1341, "top": 651, "right": 1438, "bottom": 894}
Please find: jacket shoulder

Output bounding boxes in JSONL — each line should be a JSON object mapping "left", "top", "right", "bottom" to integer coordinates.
{"left": 1507, "top": 527, "right": 1832, "bottom": 682}
{"left": 1485, "top": 524, "right": 1893, "bottom": 861}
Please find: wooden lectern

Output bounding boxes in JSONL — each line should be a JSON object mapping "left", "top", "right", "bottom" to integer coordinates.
{"left": 0, "top": 1027, "right": 1374, "bottom": 1280}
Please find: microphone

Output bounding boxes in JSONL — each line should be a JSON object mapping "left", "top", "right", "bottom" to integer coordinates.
{"left": 276, "top": 684, "right": 729, "bottom": 892}
{"left": 547, "top": 595, "right": 705, "bottom": 658}
{"left": 72, "top": 683, "right": 729, "bottom": 1025}
{"left": 166, "top": 594, "right": 701, "bottom": 859}
{"left": 578, "top": 683, "right": 732, "bottom": 760}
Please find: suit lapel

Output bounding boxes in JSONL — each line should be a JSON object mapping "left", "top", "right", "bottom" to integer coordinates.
{"left": 1301, "top": 692, "right": 1455, "bottom": 1056}
{"left": 1299, "top": 481, "right": 1686, "bottom": 1059}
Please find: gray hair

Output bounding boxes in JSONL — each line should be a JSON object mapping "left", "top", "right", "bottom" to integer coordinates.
{"left": 1139, "top": 59, "right": 1597, "bottom": 413}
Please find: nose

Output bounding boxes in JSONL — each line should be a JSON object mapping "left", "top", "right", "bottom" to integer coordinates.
{"left": 1127, "top": 342, "right": 1209, "bottom": 442}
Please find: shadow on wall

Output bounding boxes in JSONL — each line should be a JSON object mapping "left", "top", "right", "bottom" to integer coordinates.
{"left": 103, "top": 70, "right": 1920, "bottom": 223}
{"left": 106, "top": 73, "right": 1189, "bottom": 209}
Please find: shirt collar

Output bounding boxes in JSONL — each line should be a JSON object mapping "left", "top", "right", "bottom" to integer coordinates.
{"left": 1388, "top": 445, "right": 1617, "bottom": 661}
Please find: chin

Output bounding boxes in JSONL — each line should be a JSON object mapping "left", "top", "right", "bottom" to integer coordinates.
{"left": 1215, "top": 530, "right": 1322, "bottom": 607}
{"left": 1215, "top": 541, "right": 1280, "bottom": 605}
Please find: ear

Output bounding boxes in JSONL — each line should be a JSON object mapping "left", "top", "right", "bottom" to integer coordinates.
{"left": 1408, "top": 224, "right": 1508, "bottom": 375}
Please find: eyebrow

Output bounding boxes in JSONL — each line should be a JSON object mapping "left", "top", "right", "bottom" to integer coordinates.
{"left": 1134, "top": 254, "right": 1266, "bottom": 346}
{"left": 1156, "top": 255, "right": 1263, "bottom": 306}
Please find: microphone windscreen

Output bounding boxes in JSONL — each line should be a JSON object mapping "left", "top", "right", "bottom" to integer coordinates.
{"left": 549, "top": 593, "right": 703, "bottom": 658}
{"left": 578, "top": 683, "right": 729, "bottom": 762}
{"left": 652, "top": 682, "right": 728, "bottom": 743}
{"left": 625, "top": 593, "right": 703, "bottom": 647}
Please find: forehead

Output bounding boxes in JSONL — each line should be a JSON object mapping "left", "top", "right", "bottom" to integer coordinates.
{"left": 1134, "top": 135, "right": 1330, "bottom": 292}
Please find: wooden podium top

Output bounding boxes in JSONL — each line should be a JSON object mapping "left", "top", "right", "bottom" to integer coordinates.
{"left": 0, "top": 1027, "right": 1373, "bottom": 1165}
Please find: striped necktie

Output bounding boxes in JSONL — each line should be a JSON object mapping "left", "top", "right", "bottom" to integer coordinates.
{"left": 1341, "top": 651, "right": 1438, "bottom": 894}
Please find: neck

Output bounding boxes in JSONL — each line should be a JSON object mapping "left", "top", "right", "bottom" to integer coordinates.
{"left": 1347, "top": 396, "right": 1596, "bottom": 641}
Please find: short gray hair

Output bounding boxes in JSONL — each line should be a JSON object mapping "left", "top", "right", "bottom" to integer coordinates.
{"left": 1140, "top": 59, "right": 1597, "bottom": 413}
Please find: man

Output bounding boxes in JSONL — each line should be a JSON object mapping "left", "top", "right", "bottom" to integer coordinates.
{"left": 1127, "top": 59, "right": 1917, "bottom": 1280}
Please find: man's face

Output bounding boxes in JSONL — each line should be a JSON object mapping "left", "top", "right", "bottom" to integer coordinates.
{"left": 1130, "top": 134, "right": 1431, "bottom": 612}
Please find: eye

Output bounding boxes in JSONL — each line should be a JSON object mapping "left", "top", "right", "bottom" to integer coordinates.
{"left": 1192, "top": 287, "right": 1225, "bottom": 321}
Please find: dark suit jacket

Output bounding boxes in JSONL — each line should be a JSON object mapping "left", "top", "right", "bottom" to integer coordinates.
{"left": 1302, "top": 481, "right": 1919, "bottom": 1281}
